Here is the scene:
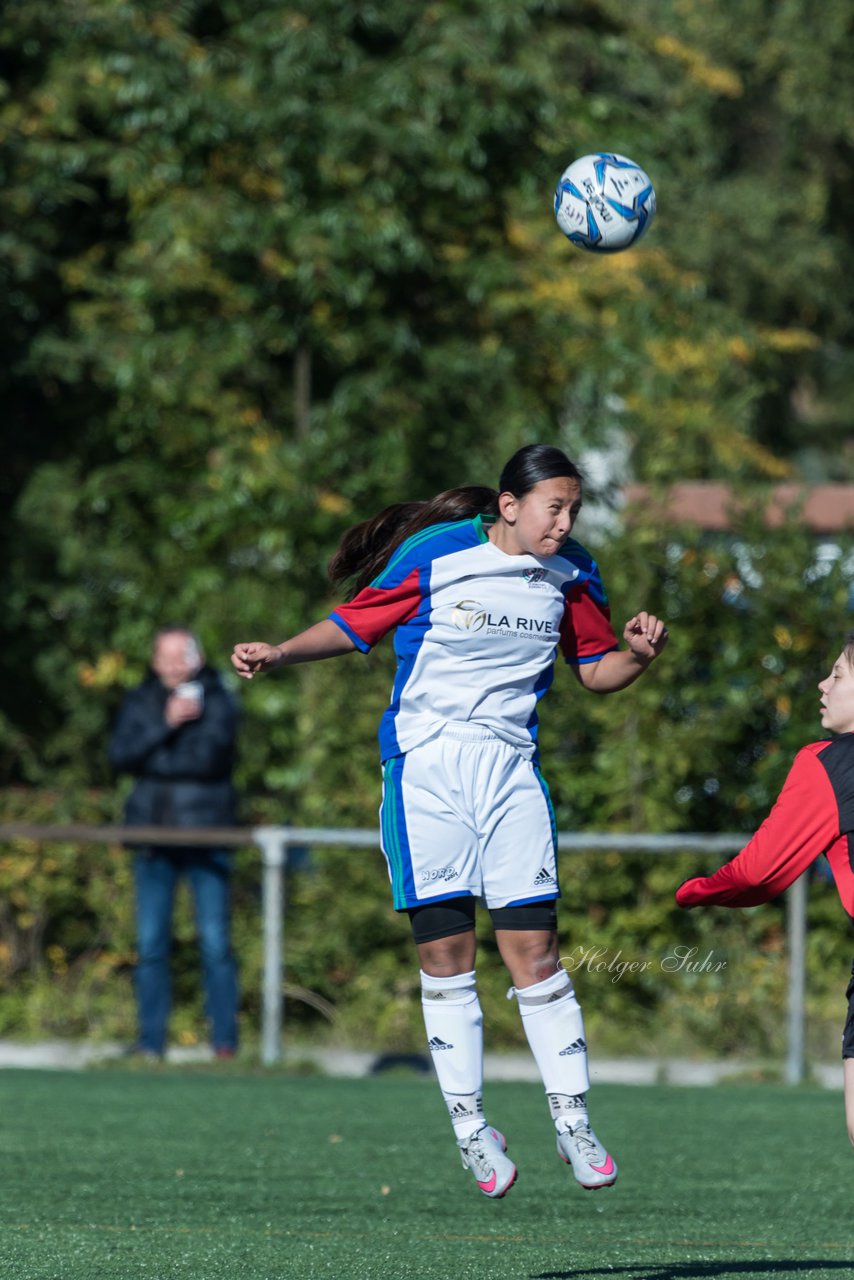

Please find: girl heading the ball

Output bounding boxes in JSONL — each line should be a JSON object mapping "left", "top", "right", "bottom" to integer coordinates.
{"left": 232, "top": 443, "right": 669, "bottom": 1198}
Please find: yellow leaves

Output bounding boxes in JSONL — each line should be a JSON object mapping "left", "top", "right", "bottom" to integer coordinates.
{"left": 505, "top": 217, "right": 543, "bottom": 254}
{"left": 61, "top": 244, "right": 108, "bottom": 291}
{"left": 529, "top": 275, "right": 584, "bottom": 310}
{"left": 758, "top": 327, "right": 820, "bottom": 354}
{"left": 727, "top": 336, "right": 752, "bottom": 364}
{"left": 773, "top": 626, "right": 792, "bottom": 650}
{"left": 259, "top": 248, "right": 294, "bottom": 280}
{"left": 653, "top": 35, "right": 743, "bottom": 98}
{"left": 33, "top": 92, "right": 59, "bottom": 115}
{"left": 317, "top": 156, "right": 366, "bottom": 189}
{"left": 713, "top": 434, "right": 792, "bottom": 479}
{"left": 645, "top": 336, "right": 717, "bottom": 378}
{"left": 439, "top": 243, "right": 470, "bottom": 263}
{"left": 0, "top": 850, "right": 36, "bottom": 876}
{"left": 148, "top": 13, "right": 180, "bottom": 41}
{"left": 239, "top": 170, "right": 286, "bottom": 202}
{"left": 316, "top": 491, "right": 351, "bottom": 516}
{"left": 77, "top": 651, "right": 126, "bottom": 690}
{"left": 646, "top": 329, "right": 756, "bottom": 379}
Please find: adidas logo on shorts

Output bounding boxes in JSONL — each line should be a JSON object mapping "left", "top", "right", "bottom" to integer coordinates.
{"left": 533, "top": 866, "right": 557, "bottom": 887}
{"left": 558, "top": 1038, "right": 587, "bottom": 1056}
{"left": 428, "top": 1036, "right": 454, "bottom": 1051}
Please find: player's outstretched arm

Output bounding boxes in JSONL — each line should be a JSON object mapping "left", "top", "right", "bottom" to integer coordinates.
{"left": 231, "top": 620, "right": 358, "bottom": 679}
{"left": 573, "top": 611, "right": 669, "bottom": 693}
{"left": 675, "top": 747, "right": 841, "bottom": 910}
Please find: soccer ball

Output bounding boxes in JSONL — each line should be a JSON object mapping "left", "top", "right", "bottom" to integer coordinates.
{"left": 554, "top": 153, "right": 656, "bottom": 253}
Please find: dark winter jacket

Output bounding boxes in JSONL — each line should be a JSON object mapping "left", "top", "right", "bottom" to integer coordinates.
{"left": 108, "top": 666, "right": 238, "bottom": 829}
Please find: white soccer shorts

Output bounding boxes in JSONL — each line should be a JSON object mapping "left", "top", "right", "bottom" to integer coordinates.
{"left": 379, "top": 723, "right": 560, "bottom": 910}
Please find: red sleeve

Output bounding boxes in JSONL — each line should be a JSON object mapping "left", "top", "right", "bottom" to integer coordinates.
{"left": 559, "top": 583, "right": 619, "bottom": 664}
{"left": 675, "top": 748, "right": 840, "bottom": 908}
{"left": 328, "top": 568, "right": 423, "bottom": 652}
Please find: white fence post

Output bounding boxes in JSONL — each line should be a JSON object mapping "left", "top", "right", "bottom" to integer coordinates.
{"left": 253, "top": 827, "right": 289, "bottom": 1067}
{"left": 785, "top": 875, "right": 808, "bottom": 1085}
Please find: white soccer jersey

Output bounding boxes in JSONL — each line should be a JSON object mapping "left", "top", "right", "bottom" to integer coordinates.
{"left": 329, "top": 514, "right": 618, "bottom": 762}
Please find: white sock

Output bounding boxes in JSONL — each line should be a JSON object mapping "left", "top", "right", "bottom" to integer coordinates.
{"left": 421, "top": 969, "right": 484, "bottom": 1141}
{"left": 511, "top": 968, "right": 591, "bottom": 1133}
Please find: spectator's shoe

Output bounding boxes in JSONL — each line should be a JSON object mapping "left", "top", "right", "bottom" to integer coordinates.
{"left": 557, "top": 1122, "right": 618, "bottom": 1189}
{"left": 214, "top": 1047, "right": 237, "bottom": 1060}
{"left": 458, "top": 1125, "right": 517, "bottom": 1199}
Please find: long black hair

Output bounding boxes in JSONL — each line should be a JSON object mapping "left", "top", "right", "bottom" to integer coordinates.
{"left": 327, "top": 444, "right": 582, "bottom": 599}
{"left": 328, "top": 486, "right": 498, "bottom": 598}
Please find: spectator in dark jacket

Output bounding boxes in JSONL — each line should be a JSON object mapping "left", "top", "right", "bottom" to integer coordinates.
{"left": 108, "top": 625, "right": 240, "bottom": 1059}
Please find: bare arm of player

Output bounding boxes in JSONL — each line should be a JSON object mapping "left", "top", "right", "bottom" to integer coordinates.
{"left": 571, "top": 612, "right": 669, "bottom": 693}
{"left": 231, "top": 620, "right": 358, "bottom": 679}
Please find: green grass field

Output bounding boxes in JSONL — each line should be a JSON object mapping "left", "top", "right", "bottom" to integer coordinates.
{"left": 0, "top": 1067, "right": 851, "bottom": 1280}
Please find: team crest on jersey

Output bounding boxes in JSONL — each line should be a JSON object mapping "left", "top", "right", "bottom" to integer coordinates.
{"left": 523, "top": 568, "right": 548, "bottom": 588}
{"left": 451, "top": 600, "right": 487, "bottom": 632}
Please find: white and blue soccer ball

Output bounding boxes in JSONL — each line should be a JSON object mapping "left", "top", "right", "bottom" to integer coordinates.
{"left": 554, "top": 153, "right": 656, "bottom": 253}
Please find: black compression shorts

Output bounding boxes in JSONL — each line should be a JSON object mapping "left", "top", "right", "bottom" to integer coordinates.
{"left": 407, "top": 899, "right": 557, "bottom": 944}
{"left": 843, "top": 959, "right": 854, "bottom": 1060}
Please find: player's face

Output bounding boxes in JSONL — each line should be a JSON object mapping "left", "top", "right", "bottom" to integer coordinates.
{"left": 818, "top": 651, "right": 854, "bottom": 735}
{"left": 495, "top": 477, "right": 583, "bottom": 557}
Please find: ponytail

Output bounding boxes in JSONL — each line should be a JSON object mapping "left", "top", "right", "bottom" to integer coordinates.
{"left": 327, "top": 502, "right": 424, "bottom": 599}
{"left": 328, "top": 486, "right": 498, "bottom": 599}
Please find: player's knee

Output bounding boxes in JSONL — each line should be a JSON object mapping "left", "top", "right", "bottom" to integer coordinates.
{"left": 524, "top": 949, "right": 562, "bottom": 987}
{"left": 418, "top": 933, "right": 475, "bottom": 976}
{"left": 409, "top": 900, "right": 476, "bottom": 975}
{"left": 491, "top": 907, "right": 559, "bottom": 988}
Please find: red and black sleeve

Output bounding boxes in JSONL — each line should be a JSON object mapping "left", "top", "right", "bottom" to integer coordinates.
{"left": 675, "top": 744, "right": 840, "bottom": 908}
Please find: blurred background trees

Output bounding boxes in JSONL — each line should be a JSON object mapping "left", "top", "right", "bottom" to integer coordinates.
{"left": 1, "top": 0, "right": 852, "bottom": 1054}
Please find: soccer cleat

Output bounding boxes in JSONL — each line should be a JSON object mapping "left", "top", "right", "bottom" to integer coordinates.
{"left": 458, "top": 1125, "right": 517, "bottom": 1199}
{"left": 556, "top": 1122, "right": 618, "bottom": 1189}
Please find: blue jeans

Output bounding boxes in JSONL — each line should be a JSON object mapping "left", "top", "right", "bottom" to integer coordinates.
{"left": 133, "top": 848, "right": 239, "bottom": 1055}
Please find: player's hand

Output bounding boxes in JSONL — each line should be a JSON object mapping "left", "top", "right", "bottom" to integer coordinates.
{"left": 675, "top": 878, "right": 703, "bottom": 909}
{"left": 231, "top": 642, "right": 284, "bottom": 679}
{"left": 623, "top": 612, "right": 669, "bottom": 662}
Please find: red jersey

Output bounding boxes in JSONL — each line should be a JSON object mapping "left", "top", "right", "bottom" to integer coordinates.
{"left": 676, "top": 736, "right": 854, "bottom": 919}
